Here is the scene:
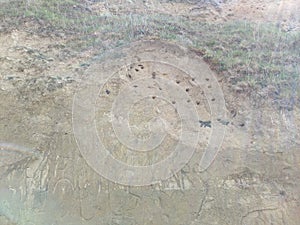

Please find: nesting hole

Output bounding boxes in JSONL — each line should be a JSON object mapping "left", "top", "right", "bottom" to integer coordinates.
{"left": 152, "top": 72, "right": 156, "bottom": 79}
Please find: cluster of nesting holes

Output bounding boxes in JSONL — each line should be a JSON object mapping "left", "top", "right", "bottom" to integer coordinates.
{"left": 204, "top": 78, "right": 215, "bottom": 102}
{"left": 114, "top": 66, "right": 215, "bottom": 107}
{"left": 126, "top": 64, "right": 145, "bottom": 80}
{"left": 133, "top": 64, "right": 144, "bottom": 72}
{"left": 151, "top": 74, "right": 214, "bottom": 106}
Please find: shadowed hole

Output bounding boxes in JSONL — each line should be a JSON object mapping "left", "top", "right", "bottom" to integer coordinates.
{"left": 152, "top": 72, "right": 156, "bottom": 79}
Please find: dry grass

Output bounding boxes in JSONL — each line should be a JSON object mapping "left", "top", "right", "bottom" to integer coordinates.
{"left": 1, "top": 0, "right": 299, "bottom": 108}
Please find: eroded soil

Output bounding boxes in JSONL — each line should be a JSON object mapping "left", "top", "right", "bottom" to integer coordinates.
{"left": 0, "top": 1, "right": 299, "bottom": 225}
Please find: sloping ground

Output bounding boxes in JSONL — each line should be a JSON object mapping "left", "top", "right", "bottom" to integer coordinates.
{"left": 220, "top": 0, "right": 300, "bottom": 31}
{"left": 0, "top": 30, "right": 299, "bottom": 225}
{"left": 0, "top": 0, "right": 299, "bottom": 225}
{"left": 152, "top": 0, "right": 300, "bottom": 31}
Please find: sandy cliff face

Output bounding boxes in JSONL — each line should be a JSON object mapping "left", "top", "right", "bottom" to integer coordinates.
{"left": 0, "top": 1, "right": 299, "bottom": 224}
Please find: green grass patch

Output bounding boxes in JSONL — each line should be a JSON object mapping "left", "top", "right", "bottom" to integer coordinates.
{"left": 0, "top": 0, "right": 299, "bottom": 107}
